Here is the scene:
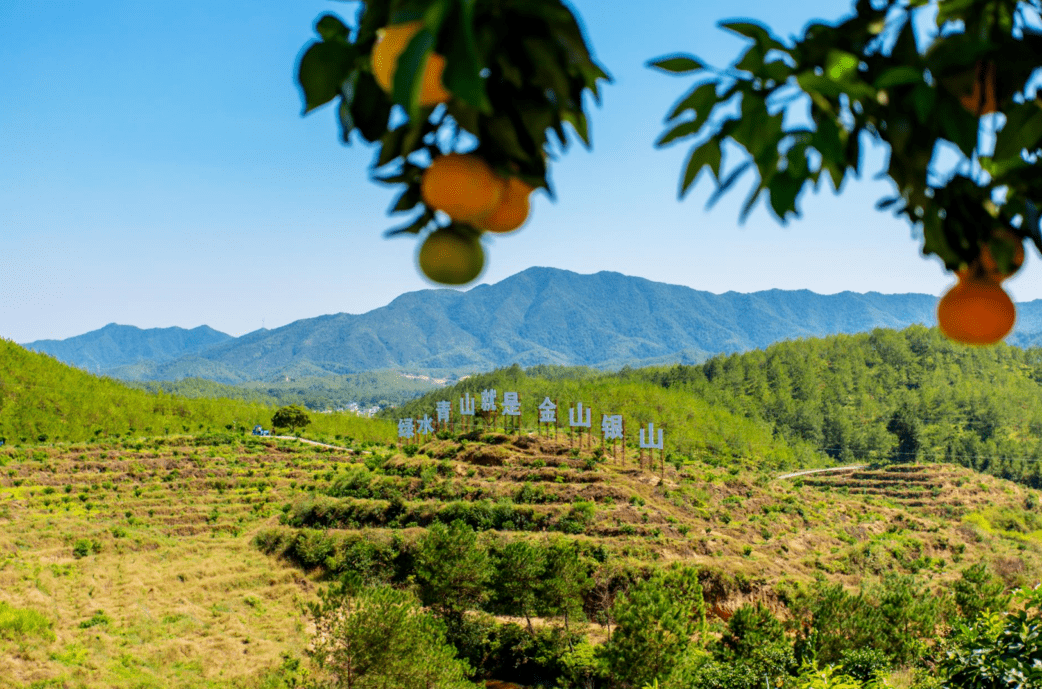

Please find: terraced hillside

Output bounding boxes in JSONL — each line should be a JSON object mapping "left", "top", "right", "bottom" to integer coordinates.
{"left": 2, "top": 433, "right": 1041, "bottom": 687}
{"left": 0, "top": 435, "right": 349, "bottom": 688}
{"left": 260, "top": 433, "right": 1042, "bottom": 599}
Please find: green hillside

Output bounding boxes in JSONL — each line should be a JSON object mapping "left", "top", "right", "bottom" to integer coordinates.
{"left": 0, "top": 340, "right": 395, "bottom": 446}
{"left": 393, "top": 327, "right": 1042, "bottom": 488}
{"left": 390, "top": 364, "right": 827, "bottom": 472}
{"left": 632, "top": 326, "right": 1042, "bottom": 487}
{"left": 3, "top": 332, "right": 1042, "bottom": 687}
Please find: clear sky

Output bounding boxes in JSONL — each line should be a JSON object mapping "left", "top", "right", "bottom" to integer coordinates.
{"left": 3, "top": 0, "right": 1039, "bottom": 344}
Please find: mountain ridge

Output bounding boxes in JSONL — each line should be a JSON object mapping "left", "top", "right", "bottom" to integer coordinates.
{"left": 21, "top": 267, "right": 1042, "bottom": 382}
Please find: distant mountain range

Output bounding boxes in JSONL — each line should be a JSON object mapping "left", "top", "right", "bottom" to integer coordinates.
{"left": 21, "top": 267, "right": 1042, "bottom": 383}
{"left": 23, "top": 324, "right": 233, "bottom": 374}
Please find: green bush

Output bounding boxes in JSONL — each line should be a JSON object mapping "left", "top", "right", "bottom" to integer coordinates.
{"left": 0, "top": 601, "right": 54, "bottom": 641}
{"left": 941, "top": 586, "right": 1042, "bottom": 688}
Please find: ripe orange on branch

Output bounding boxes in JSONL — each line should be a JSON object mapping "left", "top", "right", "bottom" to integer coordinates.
{"left": 937, "top": 277, "right": 1015, "bottom": 345}
{"left": 421, "top": 154, "right": 505, "bottom": 226}
{"left": 417, "top": 227, "right": 485, "bottom": 285}
{"left": 371, "top": 21, "right": 449, "bottom": 107}
{"left": 478, "top": 177, "right": 535, "bottom": 234}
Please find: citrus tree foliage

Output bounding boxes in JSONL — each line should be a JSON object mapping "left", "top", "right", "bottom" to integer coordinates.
{"left": 306, "top": 583, "right": 476, "bottom": 689}
{"left": 941, "top": 585, "right": 1042, "bottom": 689}
{"left": 652, "top": 0, "right": 1042, "bottom": 273}
{"left": 600, "top": 565, "right": 706, "bottom": 689}
{"left": 297, "top": 0, "right": 609, "bottom": 237}
{"left": 271, "top": 404, "right": 312, "bottom": 433}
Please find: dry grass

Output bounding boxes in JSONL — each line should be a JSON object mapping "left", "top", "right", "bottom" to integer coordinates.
{"left": 0, "top": 439, "right": 330, "bottom": 688}
{"left": 2, "top": 435, "right": 1042, "bottom": 686}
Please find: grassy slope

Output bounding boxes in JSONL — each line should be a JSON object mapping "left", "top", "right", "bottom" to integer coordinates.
{"left": 1, "top": 432, "right": 1040, "bottom": 686}
{"left": 0, "top": 339, "right": 396, "bottom": 447}
{"left": 0, "top": 437, "right": 329, "bottom": 688}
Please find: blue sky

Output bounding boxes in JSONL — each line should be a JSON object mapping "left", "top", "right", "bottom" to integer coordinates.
{"left": 3, "top": 0, "right": 1038, "bottom": 343}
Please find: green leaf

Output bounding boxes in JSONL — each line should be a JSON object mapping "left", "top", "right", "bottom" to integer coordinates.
{"left": 384, "top": 209, "right": 436, "bottom": 237}
{"left": 911, "top": 83, "right": 936, "bottom": 125}
{"left": 647, "top": 54, "right": 705, "bottom": 74}
{"left": 796, "top": 72, "right": 845, "bottom": 100}
{"left": 392, "top": 28, "right": 438, "bottom": 119}
{"left": 666, "top": 82, "right": 718, "bottom": 123}
{"left": 768, "top": 171, "right": 803, "bottom": 220}
{"left": 442, "top": 0, "right": 490, "bottom": 113}
{"left": 719, "top": 21, "right": 784, "bottom": 51}
{"left": 936, "top": 98, "right": 979, "bottom": 159}
{"left": 390, "top": 183, "right": 422, "bottom": 213}
{"left": 561, "top": 110, "right": 591, "bottom": 148}
{"left": 523, "top": 37, "right": 572, "bottom": 105}
{"left": 875, "top": 196, "right": 901, "bottom": 211}
{"left": 708, "top": 161, "right": 752, "bottom": 208}
{"left": 377, "top": 126, "right": 409, "bottom": 168}
{"left": 994, "top": 102, "right": 1042, "bottom": 161}
{"left": 762, "top": 59, "right": 793, "bottom": 83}
{"left": 873, "top": 66, "right": 923, "bottom": 89}
{"left": 679, "top": 139, "right": 722, "bottom": 197}
{"left": 657, "top": 120, "right": 702, "bottom": 147}
{"left": 735, "top": 45, "right": 765, "bottom": 75}
{"left": 337, "top": 73, "right": 357, "bottom": 143}
{"left": 315, "top": 14, "right": 349, "bottom": 42}
{"left": 351, "top": 72, "right": 391, "bottom": 143}
{"left": 298, "top": 41, "right": 357, "bottom": 114}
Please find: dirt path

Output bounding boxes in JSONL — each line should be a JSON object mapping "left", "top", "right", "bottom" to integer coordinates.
{"left": 776, "top": 465, "right": 865, "bottom": 480}
{"left": 270, "top": 436, "right": 357, "bottom": 453}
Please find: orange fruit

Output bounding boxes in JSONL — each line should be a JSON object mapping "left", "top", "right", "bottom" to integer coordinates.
{"left": 958, "top": 60, "right": 997, "bottom": 115}
{"left": 937, "top": 277, "right": 1015, "bottom": 345}
{"left": 371, "top": 22, "right": 450, "bottom": 107}
{"left": 421, "top": 154, "right": 505, "bottom": 225}
{"left": 478, "top": 177, "right": 534, "bottom": 233}
{"left": 417, "top": 228, "right": 485, "bottom": 285}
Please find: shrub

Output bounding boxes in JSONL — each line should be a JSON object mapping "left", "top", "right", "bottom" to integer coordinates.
{"left": 0, "top": 602, "right": 54, "bottom": 641}
{"left": 78, "top": 610, "right": 111, "bottom": 629}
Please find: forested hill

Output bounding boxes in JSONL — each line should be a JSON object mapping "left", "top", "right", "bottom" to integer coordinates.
{"left": 23, "top": 323, "right": 232, "bottom": 372}
{"left": 390, "top": 363, "right": 828, "bottom": 472}
{"left": 0, "top": 339, "right": 272, "bottom": 444}
{"left": 0, "top": 340, "right": 396, "bottom": 446}
{"left": 393, "top": 326, "right": 1042, "bottom": 487}
{"left": 632, "top": 326, "right": 1042, "bottom": 487}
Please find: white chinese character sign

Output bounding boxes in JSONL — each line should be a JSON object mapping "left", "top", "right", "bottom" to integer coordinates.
{"left": 569, "top": 402, "right": 592, "bottom": 447}
{"left": 460, "top": 392, "right": 475, "bottom": 431}
{"left": 397, "top": 418, "right": 414, "bottom": 443}
{"left": 639, "top": 422, "right": 665, "bottom": 476}
{"left": 436, "top": 400, "right": 451, "bottom": 430}
{"left": 502, "top": 392, "right": 521, "bottom": 433}
{"left": 538, "top": 397, "right": 557, "bottom": 437}
{"left": 417, "top": 414, "right": 435, "bottom": 439}
{"left": 601, "top": 414, "right": 624, "bottom": 461}
{"left": 400, "top": 388, "right": 668, "bottom": 473}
